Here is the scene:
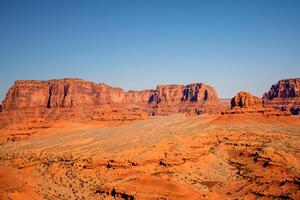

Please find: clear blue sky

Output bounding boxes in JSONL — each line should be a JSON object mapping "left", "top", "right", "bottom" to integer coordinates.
{"left": 0, "top": 0, "right": 299, "bottom": 100}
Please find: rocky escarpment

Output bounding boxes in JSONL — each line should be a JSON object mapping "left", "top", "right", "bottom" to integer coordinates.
{"left": 0, "top": 79, "right": 147, "bottom": 128}
{"left": 148, "top": 83, "right": 222, "bottom": 115}
{"left": 0, "top": 78, "right": 223, "bottom": 127}
{"left": 1, "top": 79, "right": 126, "bottom": 110}
{"left": 263, "top": 78, "right": 300, "bottom": 115}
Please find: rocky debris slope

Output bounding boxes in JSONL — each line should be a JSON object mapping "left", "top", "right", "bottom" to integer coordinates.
{"left": 0, "top": 78, "right": 223, "bottom": 127}
{"left": 263, "top": 78, "right": 300, "bottom": 115}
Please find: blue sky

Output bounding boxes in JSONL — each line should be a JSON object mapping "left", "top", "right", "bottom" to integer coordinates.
{"left": 0, "top": 0, "right": 299, "bottom": 100}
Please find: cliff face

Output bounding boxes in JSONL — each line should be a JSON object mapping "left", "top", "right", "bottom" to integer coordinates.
{"left": 263, "top": 79, "right": 300, "bottom": 114}
{"left": 263, "top": 79, "right": 300, "bottom": 99}
{"left": 231, "top": 91, "right": 263, "bottom": 109}
{"left": 0, "top": 79, "right": 222, "bottom": 126}
{"left": 222, "top": 91, "right": 285, "bottom": 116}
{"left": 1, "top": 79, "right": 126, "bottom": 111}
{"left": 148, "top": 83, "right": 220, "bottom": 115}
{"left": 150, "top": 83, "right": 217, "bottom": 103}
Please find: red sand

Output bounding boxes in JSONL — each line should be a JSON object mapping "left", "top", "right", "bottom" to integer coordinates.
{"left": 0, "top": 114, "right": 300, "bottom": 199}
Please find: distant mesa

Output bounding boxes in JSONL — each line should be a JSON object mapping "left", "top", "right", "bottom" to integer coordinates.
{"left": 223, "top": 90, "right": 292, "bottom": 116}
{"left": 231, "top": 91, "right": 263, "bottom": 109}
{"left": 1, "top": 77, "right": 299, "bottom": 128}
{"left": 222, "top": 78, "right": 300, "bottom": 116}
{"left": 223, "top": 91, "right": 269, "bottom": 115}
{"left": 0, "top": 78, "right": 225, "bottom": 127}
{"left": 262, "top": 78, "right": 300, "bottom": 114}
{"left": 263, "top": 78, "right": 300, "bottom": 99}
{"left": 147, "top": 83, "right": 224, "bottom": 115}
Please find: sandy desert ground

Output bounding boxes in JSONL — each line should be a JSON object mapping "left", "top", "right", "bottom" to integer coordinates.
{"left": 0, "top": 114, "right": 300, "bottom": 200}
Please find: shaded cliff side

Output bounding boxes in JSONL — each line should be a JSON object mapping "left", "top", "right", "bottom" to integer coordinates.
{"left": 263, "top": 78, "right": 300, "bottom": 115}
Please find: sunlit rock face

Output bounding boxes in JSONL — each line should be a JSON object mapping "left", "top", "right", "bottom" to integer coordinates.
{"left": 263, "top": 78, "right": 300, "bottom": 114}
{"left": 0, "top": 78, "right": 224, "bottom": 126}
{"left": 231, "top": 91, "right": 263, "bottom": 109}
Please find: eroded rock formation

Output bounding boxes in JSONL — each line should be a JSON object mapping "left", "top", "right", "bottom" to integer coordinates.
{"left": 223, "top": 91, "right": 284, "bottom": 116}
{"left": 0, "top": 78, "right": 223, "bottom": 127}
{"left": 263, "top": 78, "right": 300, "bottom": 99}
{"left": 231, "top": 91, "right": 263, "bottom": 109}
{"left": 1, "top": 79, "right": 126, "bottom": 110}
{"left": 148, "top": 83, "right": 222, "bottom": 115}
{"left": 262, "top": 78, "right": 300, "bottom": 114}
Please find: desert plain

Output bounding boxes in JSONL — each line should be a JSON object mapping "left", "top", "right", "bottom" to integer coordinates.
{"left": 0, "top": 78, "right": 299, "bottom": 200}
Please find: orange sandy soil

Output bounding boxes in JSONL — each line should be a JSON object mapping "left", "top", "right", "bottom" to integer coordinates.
{"left": 0, "top": 114, "right": 300, "bottom": 200}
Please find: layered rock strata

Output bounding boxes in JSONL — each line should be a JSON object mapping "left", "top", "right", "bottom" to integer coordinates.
{"left": 223, "top": 91, "right": 285, "bottom": 115}
{"left": 0, "top": 78, "right": 223, "bottom": 127}
{"left": 263, "top": 78, "right": 300, "bottom": 115}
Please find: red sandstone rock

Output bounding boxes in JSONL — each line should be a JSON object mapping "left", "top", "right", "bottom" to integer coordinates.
{"left": 222, "top": 91, "right": 285, "bottom": 116}
{"left": 231, "top": 91, "right": 263, "bottom": 109}
{"left": 263, "top": 78, "right": 300, "bottom": 99}
{"left": 263, "top": 78, "right": 300, "bottom": 114}
{"left": 0, "top": 79, "right": 223, "bottom": 127}
{"left": 148, "top": 83, "right": 221, "bottom": 115}
{"left": 1, "top": 79, "right": 126, "bottom": 110}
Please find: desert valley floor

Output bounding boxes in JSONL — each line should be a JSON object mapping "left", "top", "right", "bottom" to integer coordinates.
{"left": 0, "top": 114, "right": 299, "bottom": 200}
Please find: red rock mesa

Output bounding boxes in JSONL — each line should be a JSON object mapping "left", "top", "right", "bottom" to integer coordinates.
{"left": 0, "top": 78, "right": 224, "bottom": 127}
{"left": 223, "top": 91, "right": 285, "bottom": 116}
{"left": 263, "top": 78, "right": 300, "bottom": 115}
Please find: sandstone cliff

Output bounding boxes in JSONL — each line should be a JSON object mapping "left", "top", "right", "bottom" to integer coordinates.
{"left": 148, "top": 83, "right": 221, "bottom": 115}
{"left": 1, "top": 79, "right": 125, "bottom": 111}
{"left": 263, "top": 78, "right": 300, "bottom": 115}
{"left": 0, "top": 78, "right": 223, "bottom": 127}
{"left": 223, "top": 91, "right": 284, "bottom": 116}
{"left": 231, "top": 91, "right": 263, "bottom": 109}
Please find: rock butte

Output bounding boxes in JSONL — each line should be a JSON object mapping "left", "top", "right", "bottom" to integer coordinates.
{"left": 221, "top": 78, "right": 300, "bottom": 115}
{"left": 1, "top": 78, "right": 300, "bottom": 127}
{"left": 263, "top": 78, "right": 300, "bottom": 115}
{"left": 0, "top": 78, "right": 299, "bottom": 127}
{"left": 231, "top": 91, "right": 263, "bottom": 109}
{"left": 0, "top": 78, "right": 226, "bottom": 128}
{"left": 222, "top": 91, "right": 284, "bottom": 115}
